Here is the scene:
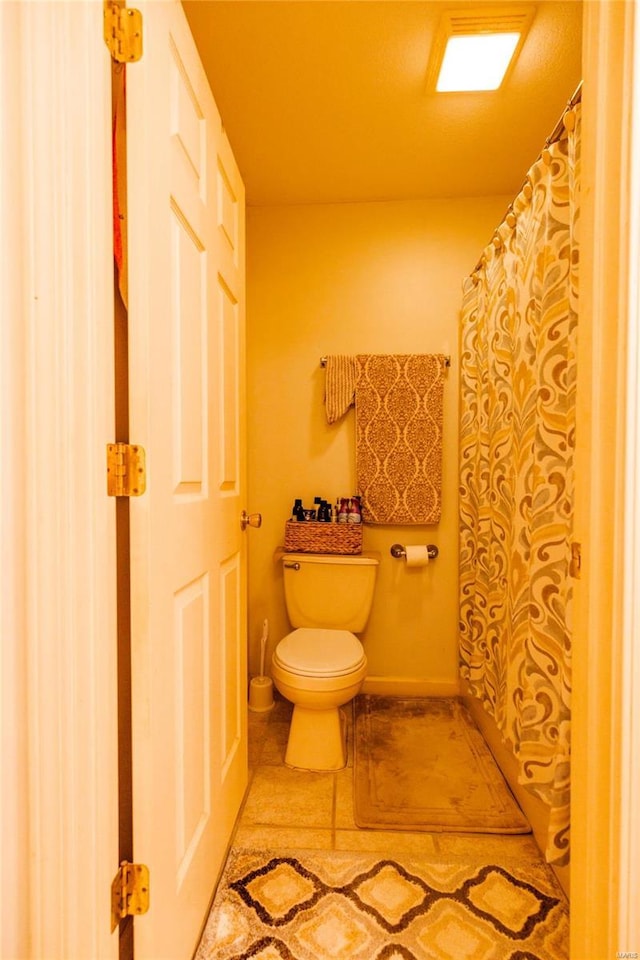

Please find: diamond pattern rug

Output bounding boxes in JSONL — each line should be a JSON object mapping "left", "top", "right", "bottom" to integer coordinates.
{"left": 195, "top": 848, "right": 569, "bottom": 959}
{"left": 354, "top": 696, "right": 531, "bottom": 833}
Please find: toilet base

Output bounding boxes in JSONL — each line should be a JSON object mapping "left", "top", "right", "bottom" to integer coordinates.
{"left": 285, "top": 705, "right": 347, "bottom": 771}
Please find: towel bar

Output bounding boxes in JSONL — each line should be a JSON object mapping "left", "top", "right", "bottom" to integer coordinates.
{"left": 320, "top": 355, "right": 451, "bottom": 367}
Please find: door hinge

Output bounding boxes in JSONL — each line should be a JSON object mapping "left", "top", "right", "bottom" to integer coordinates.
{"left": 569, "top": 541, "right": 582, "bottom": 579}
{"left": 111, "top": 861, "right": 150, "bottom": 932}
{"left": 104, "top": 1, "right": 143, "bottom": 63}
{"left": 107, "top": 443, "right": 146, "bottom": 497}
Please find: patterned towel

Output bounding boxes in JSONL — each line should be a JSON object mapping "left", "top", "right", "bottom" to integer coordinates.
{"left": 325, "top": 354, "right": 447, "bottom": 524}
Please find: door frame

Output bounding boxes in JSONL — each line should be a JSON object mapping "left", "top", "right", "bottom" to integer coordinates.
{"left": 0, "top": 2, "right": 118, "bottom": 957}
{"left": 572, "top": 1, "right": 640, "bottom": 956}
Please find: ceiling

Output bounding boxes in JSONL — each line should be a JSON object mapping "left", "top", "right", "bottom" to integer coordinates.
{"left": 182, "top": 1, "right": 582, "bottom": 207}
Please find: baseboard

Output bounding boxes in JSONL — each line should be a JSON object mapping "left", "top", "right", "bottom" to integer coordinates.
{"left": 361, "top": 676, "right": 461, "bottom": 698}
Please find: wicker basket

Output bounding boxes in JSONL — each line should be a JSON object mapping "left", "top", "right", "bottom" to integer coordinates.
{"left": 284, "top": 520, "right": 363, "bottom": 555}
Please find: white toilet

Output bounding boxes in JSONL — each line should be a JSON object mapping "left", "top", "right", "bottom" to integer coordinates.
{"left": 271, "top": 550, "right": 379, "bottom": 771}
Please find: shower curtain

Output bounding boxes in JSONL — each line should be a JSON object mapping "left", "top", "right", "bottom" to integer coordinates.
{"left": 459, "top": 102, "right": 580, "bottom": 866}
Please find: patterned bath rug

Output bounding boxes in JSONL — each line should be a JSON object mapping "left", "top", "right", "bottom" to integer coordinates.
{"left": 354, "top": 696, "right": 530, "bottom": 834}
{"left": 195, "top": 847, "right": 569, "bottom": 959}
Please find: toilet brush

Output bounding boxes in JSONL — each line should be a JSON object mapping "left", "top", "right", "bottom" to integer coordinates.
{"left": 259, "top": 618, "right": 268, "bottom": 678}
{"left": 248, "top": 618, "right": 274, "bottom": 712}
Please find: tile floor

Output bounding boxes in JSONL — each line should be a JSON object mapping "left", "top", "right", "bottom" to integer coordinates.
{"left": 230, "top": 696, "right": 545, "bottom": 865}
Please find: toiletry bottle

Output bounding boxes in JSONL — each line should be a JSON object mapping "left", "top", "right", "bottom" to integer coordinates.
{"left": 292, "top": 498, "right": 305, "bottom": 521}
{"left": 348, "top": 496, "right": 362, "bottom": 523}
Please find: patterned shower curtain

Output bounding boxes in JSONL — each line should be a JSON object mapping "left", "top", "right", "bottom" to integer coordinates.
{"left": 459, "top": 103, "right": 580, "bottom": 866}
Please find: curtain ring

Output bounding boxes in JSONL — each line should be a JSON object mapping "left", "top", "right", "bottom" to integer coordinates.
{"left": 506, "top": 210, "right": 517, "bottom": 228}
{"left": 542, "top": 147, "right": 552, "bottom": 166}
{"left": 523, "top": 179, "right": 533, "bottom": 201}
{"left": 563, "top": 108, "right": 576, "bottom": 132}
{"left": 513, "top": 193, "right": 527, "bottom": 216}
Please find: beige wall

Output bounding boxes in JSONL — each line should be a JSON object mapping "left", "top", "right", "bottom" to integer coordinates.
{"left": 246, "top": 196, "right": 508, "bottom": 686}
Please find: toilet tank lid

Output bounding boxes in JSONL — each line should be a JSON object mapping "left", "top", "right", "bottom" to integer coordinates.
{"left": 277, "top": 550, "right": 380, "bottom": 566}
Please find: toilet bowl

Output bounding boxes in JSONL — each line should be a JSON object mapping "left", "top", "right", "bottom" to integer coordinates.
{"left": 272, "top": 628, "right": 368, "bottom": 770}
{"left": 271, "top": 552, "right": 379, "bottom": 771}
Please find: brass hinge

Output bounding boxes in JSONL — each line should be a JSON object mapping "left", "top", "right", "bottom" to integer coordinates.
{"left": 569, "top": 541, "right": 582, "bottom": 579}
{"left": 111, "top": 861, "right": 150, "bottom": 932}
{"left": 104, "top": 1, "right": 143, "bottom": 63}
{"left": 107, "top": 443, "right": 146, "bottom": 497}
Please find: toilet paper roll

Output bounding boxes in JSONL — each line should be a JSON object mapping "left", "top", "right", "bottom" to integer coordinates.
{"left": 404, "top": 545, "right": 430, "bottom": 567}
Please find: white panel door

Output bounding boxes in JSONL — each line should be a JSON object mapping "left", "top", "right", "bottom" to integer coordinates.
{"left": 127, "top": 3, "right": 247, "bottom": 956}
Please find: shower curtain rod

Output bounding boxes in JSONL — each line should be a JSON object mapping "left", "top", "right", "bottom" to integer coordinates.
{"left": 470, "top": 80, "right": 583, "bottom": 276}
{"left": 546, "top": 80, "right": 582, "bottom": 146}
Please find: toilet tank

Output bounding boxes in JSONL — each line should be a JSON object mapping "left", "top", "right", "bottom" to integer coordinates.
{"left": 281, "top": 552, "right": 379, "bottom": 632}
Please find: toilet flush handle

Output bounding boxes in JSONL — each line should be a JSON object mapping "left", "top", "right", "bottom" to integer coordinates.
{"left": 240, "top": 510, "right": 262, "bottom": 531}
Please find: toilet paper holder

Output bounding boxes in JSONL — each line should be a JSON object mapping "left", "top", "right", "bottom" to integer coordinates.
{"left": 390, "top": 543, "right": 439, "bottom": 560}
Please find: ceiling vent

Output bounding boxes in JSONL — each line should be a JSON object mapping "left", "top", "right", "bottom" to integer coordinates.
{"left": 428, "top": 5, "right": 536, "bottom": 92}
{"left": 446, "top": 7, "right": 534, "bottom": 36}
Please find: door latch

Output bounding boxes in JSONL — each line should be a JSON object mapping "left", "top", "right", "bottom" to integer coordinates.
{"left": 569, "top": 541, "right": 582, "bottom": 579}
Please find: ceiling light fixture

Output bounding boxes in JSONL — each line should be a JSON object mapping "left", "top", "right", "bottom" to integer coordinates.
{"left": 437, "top": 32, "right": 520, "bottom": 91}
{"left": 429, "top": 6, "right": 535, "bottom": 94}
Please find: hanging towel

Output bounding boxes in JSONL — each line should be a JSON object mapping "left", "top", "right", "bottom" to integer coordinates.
{"left": 324, "top": 354, "right": 446, "bottom": 524}
{"left": 324, "top": 355, "right": 359, "bottom": 424}
{"left": 355, "top": 355, "right": 446, "bottom": 524}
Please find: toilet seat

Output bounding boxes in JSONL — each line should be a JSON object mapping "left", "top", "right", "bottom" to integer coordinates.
{"left": 273, "top": 627, "right": 366, "bottom": 678}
